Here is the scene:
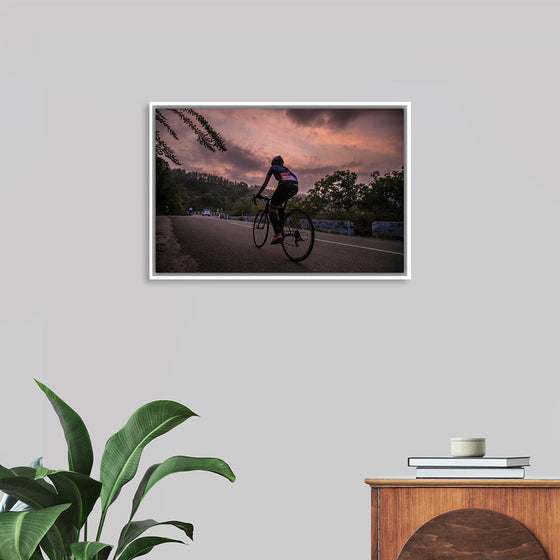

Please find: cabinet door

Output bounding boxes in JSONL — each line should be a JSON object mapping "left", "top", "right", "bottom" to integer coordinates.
{"left": 377, "top": 487, "right": 560, "bottom": 560}
{"left": 397, "top": 508, "right": 546, "bottom": 559}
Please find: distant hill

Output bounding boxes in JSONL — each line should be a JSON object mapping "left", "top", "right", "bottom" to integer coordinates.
{"left": 157, "top": 161, "right": 278, "bottom": 215}
{"left": 158, "top": 167, "right": 264, "bottom": 214}
{"left": 169, "top": 169, "right": 255, "bottom": 198}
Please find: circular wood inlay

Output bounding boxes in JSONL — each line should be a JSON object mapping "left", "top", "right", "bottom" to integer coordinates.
{"left": 398, "top": 508, "right": 547, "bottom": 559}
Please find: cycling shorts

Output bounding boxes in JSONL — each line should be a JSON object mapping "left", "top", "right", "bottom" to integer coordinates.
{"left": 271, "top": 180, "right": 298, "bottom": 206}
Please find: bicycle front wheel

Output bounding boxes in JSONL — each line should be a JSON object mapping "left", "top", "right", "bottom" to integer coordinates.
{"left": 282, "top": 209, "right": 314, "bottom": 262}
{"left": 253, "top": 210, "right": 269, "bottom": 248}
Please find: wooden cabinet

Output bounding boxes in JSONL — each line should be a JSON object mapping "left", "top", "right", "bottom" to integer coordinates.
{"left": 365, "top": 479, "right": 560, "bottom": 560}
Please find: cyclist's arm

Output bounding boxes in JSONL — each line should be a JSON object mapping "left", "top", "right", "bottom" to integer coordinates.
{"left": 256, "top": 168, "right": 273, "bottom": 196}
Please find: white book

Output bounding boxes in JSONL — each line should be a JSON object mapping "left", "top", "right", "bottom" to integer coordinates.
{"left": 408, "top": 457, "right": 530, "bottom": 468}
{"left": 415, "top": 467, "right": 525, "bottom": 479}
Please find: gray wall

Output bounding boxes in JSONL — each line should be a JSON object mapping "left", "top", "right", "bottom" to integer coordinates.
{"left": 2, "top": 1, "right": 559, "bottom": 559}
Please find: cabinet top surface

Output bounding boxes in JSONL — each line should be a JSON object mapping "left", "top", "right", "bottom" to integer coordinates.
{"left": 365, "top": 478, "right": 560, "bottom": 488}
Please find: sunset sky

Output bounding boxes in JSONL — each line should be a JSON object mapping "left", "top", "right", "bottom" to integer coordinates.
{"left": 155, "top": 106, "right": 405, "bottom": 193}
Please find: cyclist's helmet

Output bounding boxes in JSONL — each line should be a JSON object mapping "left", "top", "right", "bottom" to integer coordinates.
{"left": 271, "top": 155, "right": 284, "bottom": 166}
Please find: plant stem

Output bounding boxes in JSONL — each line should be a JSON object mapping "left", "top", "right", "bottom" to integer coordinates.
{"left": 96, "top": 509, "right": 108, "bottom": 541}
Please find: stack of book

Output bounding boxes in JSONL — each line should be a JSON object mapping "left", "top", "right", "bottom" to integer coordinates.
{"left": 408, "top": 456, "right": 530, "bottom": 479}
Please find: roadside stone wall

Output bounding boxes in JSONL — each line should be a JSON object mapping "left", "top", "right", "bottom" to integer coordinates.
{"left": 223, "top": 215, "right": 251, "bottom": 222}
{"left": 312, "top": 220, "right": 354, "bottom": 236}
{"left": 371, "top": 221, "right": 404, "bottom": 238}
{"left": 223, "top": 214, "right": 404, "bottom": 239}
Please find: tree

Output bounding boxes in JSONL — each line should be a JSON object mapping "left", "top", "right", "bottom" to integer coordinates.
{"left": 229, "top": 197, "right": 255, "bottom": 217}
{"left": 288, "top": 194, "right": 310, "bottom": 213}
{"left": 359, "top": 167, "right": 404, "bottom": 221}
{"left": 305, "top": 170, "right": 363, "bottom": 216}
{"left": 154, "top": 109, "right": 229, "bottom": 214}
{"left": 156, "top": 157, "right": 185, "bottom": 214}
{"left": 155, "top": 108, "right": 227, "bottom": 166}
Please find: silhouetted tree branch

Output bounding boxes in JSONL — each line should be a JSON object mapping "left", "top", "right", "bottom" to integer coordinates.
{"left": 155, "top": 108, "right": 227, "bottom": 165}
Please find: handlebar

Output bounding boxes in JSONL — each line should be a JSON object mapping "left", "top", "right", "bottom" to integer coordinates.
{"left": 253, "top": 194, "right": 271, "bottom": 205}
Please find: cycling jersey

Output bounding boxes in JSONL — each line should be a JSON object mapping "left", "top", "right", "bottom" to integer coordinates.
{"left": 270, "top": 164, "right": 298, "bottom": 184}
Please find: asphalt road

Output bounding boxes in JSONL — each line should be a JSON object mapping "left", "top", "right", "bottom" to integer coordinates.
{"left": 171, "top": 215, "right": 406, "bottom": 275}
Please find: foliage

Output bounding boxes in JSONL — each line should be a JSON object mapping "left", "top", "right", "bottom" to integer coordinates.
{"left": 155, "top": 108, "right": 227, "bottom": 166}
{"left": 293, "top": 168, "right": 405, "bottom": 232}
{"left": 0, "top": 458, "right": 43, "bottom": 513}
{"left": 228, "top": 198, "right": 256, "bottom": 217}
{"left": 304, "top": 170, "right": 363, "bottom": 215}
{"left": 0, "top": 381, "right": 235, "bottom": 560}
{"left": 156, "top": 166, "right": 258, "bottom": 215}
{"left": 154, "top": 108, "right": 229, "bottom": 213}
{"left": 155, "top": 158, "right": 186, "bottom": 215}
{"left": 155, "top": 160, "right": 405, "bottom": 231}
{"left": 359, "top": 167, "right": 404, "bottom": 221}
{"left": 0, "top": 504, "right": 71, "bottom": 560}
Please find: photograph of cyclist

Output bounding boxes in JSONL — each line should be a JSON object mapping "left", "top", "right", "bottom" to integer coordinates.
{"left": 152, "top": 104, "right": 408, "bottom": 277}
{"left": 253, "top": 155, "right": 298, "bottom": 245}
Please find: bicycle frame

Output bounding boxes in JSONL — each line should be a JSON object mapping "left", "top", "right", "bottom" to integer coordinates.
{"left": 255, "top": 195, "right": 287, "bottom": 226}
{"left": 253, "top": 194, "right": 315, "bottom": 262}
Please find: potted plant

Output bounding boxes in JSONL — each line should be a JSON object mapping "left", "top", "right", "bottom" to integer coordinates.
{"left": 0, "top": 380, "right": 235, "bottom": 560}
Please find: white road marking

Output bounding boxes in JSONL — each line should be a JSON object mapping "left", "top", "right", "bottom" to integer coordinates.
{"left": 315, "top": 238, "right": 404, "bottom": 256}
{"left": 223, "top": 220, "right": 252, "bottom": 228}
{"left": 220, "top": 219, "right": 404, "bottom": 256}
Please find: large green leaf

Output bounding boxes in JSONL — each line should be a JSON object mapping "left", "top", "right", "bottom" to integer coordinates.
{"left": 0, "top": 477, "right": 60, "bottom": 510}
{"left": 35, "top": 380, "right": 93, "bottom": 476}
{"left": 42, "top": 516, "right": 75, "bottom": 560}
{"left": 34, "top": 467, "right": 101, "bottom": 530}
{"left": 0, "top": 464, "right": 14, "bottom": 478}
{"left": 130, "top": 456, "right": 235, "bottom": 521}
{"left": 98, "top": 401, "right": 196, "bottom": 516}
{"left": 71, "top": 541, "right": 112, "bottom": 560}
{"left": 11, "top": 467, "right": 40, "bottom": 479}
{"left": 115, "top": 519, "right": 193, "bottom": 556}
{"left": 0, "top": 465, "right": 20, "bottom": 512}
{"left": 0, "top": 466, "right": 54, "bottom": 513}
{"left": 0, "top": 476, "right": 75, "bottom": 557}
{"left": 117, "top": 536, "right": 184, "bottom": 560}
{"left": 36, "top": 537, "right": 55, "bottom": 560}
{"left": 29, "top": 547, "right": 44, "bottom": 560}
{"left": 0, "top": 503, "right": 70, "bottom": 560}
{"left": 10, "top": 468, "right": 53, "bottom": 493}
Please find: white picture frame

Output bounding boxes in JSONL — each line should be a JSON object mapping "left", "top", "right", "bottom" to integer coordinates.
{"left": 149, "top": 102, "right": 411, "bottom": 280}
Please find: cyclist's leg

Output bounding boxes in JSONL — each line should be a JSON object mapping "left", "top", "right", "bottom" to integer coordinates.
{"left": 269, "top": 204, "right": 281, "bottom": 235}
{"left": 271, "top": 182, "right": 298, "bottom": 235}
{"left": 281, "top": 183, "right": 298, "bottom": 229}
{"left": 278, "top": 203, "right": 286, "bottom": 230}
{"left": 269, "top": 203, "right": 289, "bottom": 233}
{"left": 270, "top": 184, "right": 287, "bottom": 236}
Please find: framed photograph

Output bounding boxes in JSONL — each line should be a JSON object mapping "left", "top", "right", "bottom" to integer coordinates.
{"left": 149, "top": 102, "right": 410, "bottom": 280}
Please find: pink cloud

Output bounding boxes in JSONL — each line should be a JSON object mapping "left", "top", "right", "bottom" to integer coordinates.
{"left": 155, "top": 106, "right": 404, "bottom": 191}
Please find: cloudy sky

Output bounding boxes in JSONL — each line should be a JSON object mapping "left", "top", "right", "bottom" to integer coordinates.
{"left": 155, "top": 106, "right": 405, "bottom": 193}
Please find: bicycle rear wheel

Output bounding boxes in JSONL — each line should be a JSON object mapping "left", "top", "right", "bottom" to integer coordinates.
{"left": 281, "top": 209, "right": 314, "bottom": 262}
{"left": 253, "top": 210, "right": 269, "bottom": 248}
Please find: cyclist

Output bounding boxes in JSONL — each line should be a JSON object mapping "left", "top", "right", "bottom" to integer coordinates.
{"left": 253, "top": 155, "right": 299, "bottom": 244}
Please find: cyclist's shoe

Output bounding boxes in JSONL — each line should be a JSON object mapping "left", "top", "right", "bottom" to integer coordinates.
{"left": 270, "top": 232, "right": 284, "bottom": 245}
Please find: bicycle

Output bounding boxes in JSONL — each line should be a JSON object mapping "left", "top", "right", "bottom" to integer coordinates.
{"left": 252, "top": 195, "right": 315, "bottom": 262}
